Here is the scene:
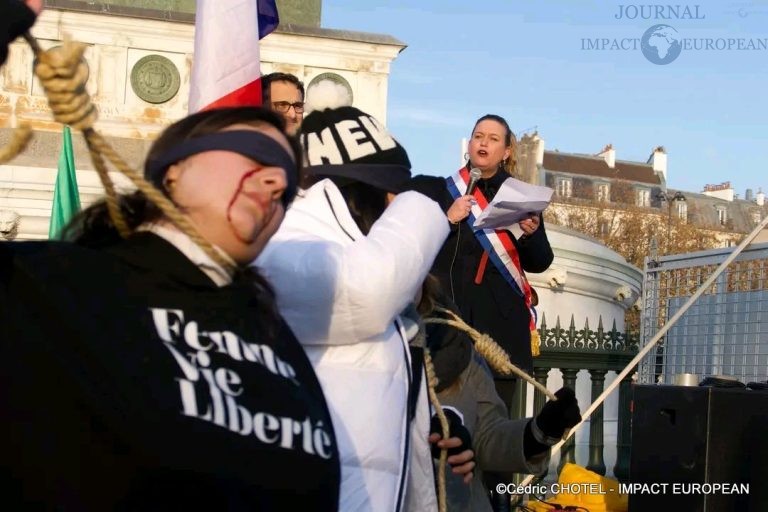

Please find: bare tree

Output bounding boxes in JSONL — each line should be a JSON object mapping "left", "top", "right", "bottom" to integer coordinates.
{"left": 545, "top": 190, "right": 726, "bottom": 269}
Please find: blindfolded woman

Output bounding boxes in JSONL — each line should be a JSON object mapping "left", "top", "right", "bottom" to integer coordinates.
{"left": 0, "top": 107, "right": 340, "bottom": 511}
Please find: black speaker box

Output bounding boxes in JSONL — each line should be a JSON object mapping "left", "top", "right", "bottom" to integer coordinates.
{"left": 629, "top": 385, "right": 768, "bottom": 511}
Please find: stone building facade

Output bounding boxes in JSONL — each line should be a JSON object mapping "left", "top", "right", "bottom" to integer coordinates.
{"left": 513, "top": 134, "right": 768, "bottom": 252}
{"left": 0, "top": 0, "right": 405, "bottom": 239}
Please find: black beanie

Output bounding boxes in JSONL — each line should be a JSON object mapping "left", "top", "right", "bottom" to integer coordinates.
{"left": 300, "top": 106, "right": 411, "bottom": 193}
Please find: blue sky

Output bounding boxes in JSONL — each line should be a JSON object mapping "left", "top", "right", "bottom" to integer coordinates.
{"left": 322, "top": 0, "right": 768, "bottom": 199}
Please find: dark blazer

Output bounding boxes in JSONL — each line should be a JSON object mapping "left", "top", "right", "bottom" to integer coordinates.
{"left": 406, "top": 171, "right": 554, "bottom": 373}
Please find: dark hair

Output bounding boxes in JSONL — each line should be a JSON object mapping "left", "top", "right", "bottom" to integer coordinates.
{"left": 261, "top": 72, "right": 305, "bottom": 105}
{"left": 417, "top": 274, "right": 443, "bottom": 316}
{"left": 471, "top": 113, "right": 518, "bottom": 176}
{"left": 472, "top": 114, "right": 512, "bottom": 146}
{"left": 333, "top": 179, "right": 389, "bottom": 236}
{"left": 297, "top": 172, "right": 391, "bottom": 236}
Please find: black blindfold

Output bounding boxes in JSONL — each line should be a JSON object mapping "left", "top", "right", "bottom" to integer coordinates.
{"left": 145, "top": 130, "right": 298, "bottom": 205}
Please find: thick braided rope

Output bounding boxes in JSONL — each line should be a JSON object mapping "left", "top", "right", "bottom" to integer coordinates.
{"left": 33, "top": 40, "right": 97, "bottom": 130}
{"left": 425, "top": 306, "right": 556, "bottom": 401}
{"left": 83, "top": 130, "right": 130, "bottom": 237}
{"left": 31, "top": 38, "right": 130, "bottom": 237}
{"left": 28, "top": 36, "right": 234, "bottom": 272}
{"left": 0, "top": 124, "right": 32, "bottom": 165}
{"left": 411, "top": 324, "right": 450, "bottom": 512}
{"left": 0, "top": 36, "right": 51, "bottom": 165}
{"left": 85, "top": 129, "right": 235, "bottom": 272}
{"left": 423, "top": 347, "right": 449, "bottom": 512}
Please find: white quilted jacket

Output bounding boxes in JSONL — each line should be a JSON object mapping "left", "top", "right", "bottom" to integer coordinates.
{"left": 256, "top": 179, "right": 449, "bottom": 511}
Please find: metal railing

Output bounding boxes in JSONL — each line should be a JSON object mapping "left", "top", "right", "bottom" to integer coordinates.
{"left": 638, "top": 242, "right": 768, "bottom": 385}
{"left": 527, "top": 313, "right": 639, "bottom": 480}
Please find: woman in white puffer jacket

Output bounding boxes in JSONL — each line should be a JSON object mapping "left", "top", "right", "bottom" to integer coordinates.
{"left": 256, "top": 104, "right": 474, "bottom": 511}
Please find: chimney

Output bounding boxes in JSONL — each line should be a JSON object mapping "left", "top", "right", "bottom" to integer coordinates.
{"left": 597, "top": 144, "right": 615, "bottom": 168}
{"left": 702, "top": 181, "right": 735, "bottom": 202}
{"left": 648, "top": 146, "right": 667, "bottom": 182}
{"left": 757, "top": 188, "right": 766, "bottom": 206}
{"left": 534, "top": 134, "right": 545, "bottom": 167}
{"left": 516, "top": 132, "right": 545, "bottom": 185}
{"left": 746, "top": 188, "right": 754, "bottom": 201}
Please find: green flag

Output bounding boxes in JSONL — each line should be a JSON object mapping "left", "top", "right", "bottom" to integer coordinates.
{"left": 48, "top": 125, "right": 81, "bottom": 239}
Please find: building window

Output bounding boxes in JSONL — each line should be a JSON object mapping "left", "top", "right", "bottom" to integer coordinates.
{"left": 716, "top": 206, "right": 727, "bottom": 225}
{"left": 596, "top": 183, "right": 610, "bottom": 202}
{"left": 556, "top": 178, "right": 572, "bottom": 198}
{"left": 676, "top": 201, "right": 688, "bottom": 222}
{"left": 636, "top": 188, "right": 650, "bottom": 207}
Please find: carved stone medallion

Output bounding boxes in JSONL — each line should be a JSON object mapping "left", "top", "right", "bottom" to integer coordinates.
{"left": 130, "top": 55, "right": 180, "bottom": 104}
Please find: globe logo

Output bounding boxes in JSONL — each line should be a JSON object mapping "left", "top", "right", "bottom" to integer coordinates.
{"left": 641, "top": 24, "right": 682, "bottom": 65}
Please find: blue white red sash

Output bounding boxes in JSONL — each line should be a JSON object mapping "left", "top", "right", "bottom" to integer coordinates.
{"left": 446, "top": 167, "right": 540, "bottom": 354}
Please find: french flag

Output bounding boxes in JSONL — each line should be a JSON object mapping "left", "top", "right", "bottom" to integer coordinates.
{"left": 189, "top": 0, "right": 279, "bottom": 112}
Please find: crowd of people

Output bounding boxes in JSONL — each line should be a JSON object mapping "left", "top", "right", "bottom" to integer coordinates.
{"left": 1, "top": 2, "right": 581, "bottom": 510}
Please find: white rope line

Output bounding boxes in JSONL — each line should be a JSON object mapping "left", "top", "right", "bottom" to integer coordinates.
{"left": 514, "top": 212, "right": 768, "bottom": 495}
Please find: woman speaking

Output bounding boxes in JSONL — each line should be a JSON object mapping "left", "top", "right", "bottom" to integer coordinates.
{"left": 406, "top": 114, "right": 554, "bottom": 414}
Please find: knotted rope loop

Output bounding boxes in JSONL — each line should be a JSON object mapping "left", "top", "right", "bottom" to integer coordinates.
{"left": 33, "top": 40, "right": 97, "bottom": 131}
{"left": 18, "top": 34, "right": 235, "bottom": 273}
{"left": 425, "top": 306, "right": 557, "bottom": 401}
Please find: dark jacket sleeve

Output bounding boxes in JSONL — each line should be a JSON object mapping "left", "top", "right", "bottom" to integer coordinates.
{"left": 467, "top": 354, "right": 549, "bottom": 475}
{"left": 1, "top": 0, "right": 37, "bottom": 66}
{"left": 403, "top": 174, "right": 454, "bottom": 212}
{"left": 403, "top": 175, "right": 466, "bottom": 235}
{"left": 516, "top": 219, "right": 554, "bottom": 273}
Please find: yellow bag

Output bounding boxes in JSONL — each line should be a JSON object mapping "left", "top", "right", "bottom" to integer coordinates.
{"left": 527, "top": 463, "right": 629, "bottom": 512}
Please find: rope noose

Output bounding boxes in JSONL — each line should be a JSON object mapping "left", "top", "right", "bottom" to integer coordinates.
{"left": 412, "top": 320, "right": 450, "bottom": 512}
{"left": 0, "top": 36, "right": 40, "bottom": 164}
{"left": 422, "top": 307, "right": 563, "bottom": 510}
{"left": 0, "top": 124, "right": 32, "bottom": 165}
{"left": 22, "top": 33, "right": 235, "bottom": 273}
{"left": 420, "top": 306, "right": 559, "bottom": 511}
{"left": 425, "top": 306, "right": 557, "bottom": 401}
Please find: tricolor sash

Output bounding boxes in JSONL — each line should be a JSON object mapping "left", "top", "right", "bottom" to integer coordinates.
{"left": 446, "top": 167, "right": 540, "bottom": 356}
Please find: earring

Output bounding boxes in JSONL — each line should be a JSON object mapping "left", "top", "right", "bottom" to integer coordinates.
{"left": 163, "top": 178, "right": 176, "bottom": 193}
{"left": 464, "top": 152, "right": 469, "bottom": 162}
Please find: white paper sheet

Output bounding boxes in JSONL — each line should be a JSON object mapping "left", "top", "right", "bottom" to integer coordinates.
{"left": 472, "top": 178, "right": 553, "bottom": 230}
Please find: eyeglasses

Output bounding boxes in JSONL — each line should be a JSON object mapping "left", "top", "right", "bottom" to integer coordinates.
{"left": 272, "top": 101, "right": 305, "bottom": 114}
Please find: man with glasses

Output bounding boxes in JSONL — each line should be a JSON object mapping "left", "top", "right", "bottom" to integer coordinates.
{"left": 262, "top": 72, "right": 305, "bottom": 135}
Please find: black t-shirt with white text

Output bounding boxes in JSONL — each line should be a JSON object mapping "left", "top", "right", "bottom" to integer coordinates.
{"left": 0, "top": 233, "right": 339, "bottom": 511}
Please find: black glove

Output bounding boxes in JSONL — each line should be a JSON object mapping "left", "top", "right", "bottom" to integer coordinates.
{"left": 429, "top": 408, "right": 472, "bottom": 459}
{"left": 535, "top": 387, "right": 581, "bottom": 441}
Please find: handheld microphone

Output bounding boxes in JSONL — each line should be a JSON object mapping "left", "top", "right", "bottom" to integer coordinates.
{"left": 466, "top": 167, "right": 482, "bottom": 196}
